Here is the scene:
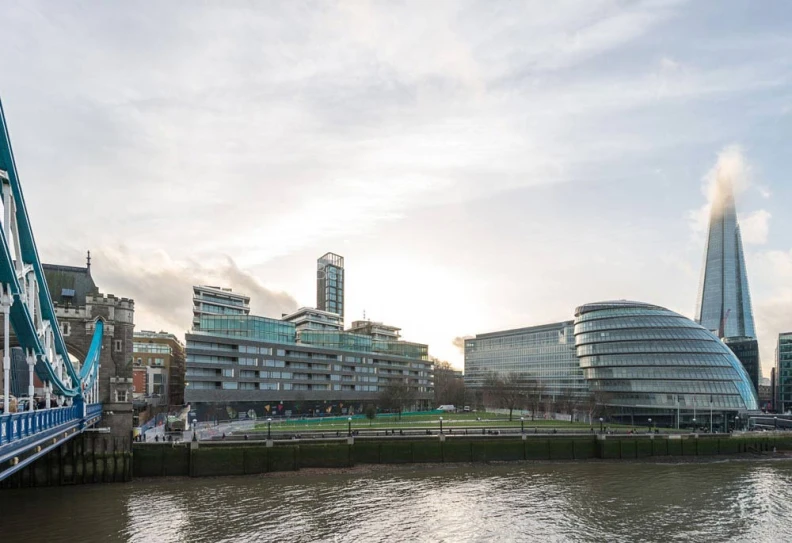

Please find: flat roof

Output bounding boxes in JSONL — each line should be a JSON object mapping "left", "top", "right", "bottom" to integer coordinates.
{"left": 473, "top": 320, "right": 574, "bottom": 340}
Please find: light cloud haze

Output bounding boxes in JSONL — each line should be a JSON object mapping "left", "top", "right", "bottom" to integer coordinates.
{"left": 1, "top": 0, "right": 791, "bottom": 375}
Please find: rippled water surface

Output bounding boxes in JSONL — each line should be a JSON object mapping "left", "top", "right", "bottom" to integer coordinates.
{"left": 3, "top": 459, "right": 792, "bottom": 542}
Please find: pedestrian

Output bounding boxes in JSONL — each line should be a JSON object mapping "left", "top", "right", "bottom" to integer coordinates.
{"left": 155, "top": 435, "right": 159, "bottom": 442}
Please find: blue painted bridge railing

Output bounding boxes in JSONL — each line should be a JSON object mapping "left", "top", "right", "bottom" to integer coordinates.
{"left": 0, "top": 403, "right": 102, "bottom": 447}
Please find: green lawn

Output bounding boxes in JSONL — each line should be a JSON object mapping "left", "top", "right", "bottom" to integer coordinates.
{"left": 248, "top": 412, "right": 671, "bottom": 433}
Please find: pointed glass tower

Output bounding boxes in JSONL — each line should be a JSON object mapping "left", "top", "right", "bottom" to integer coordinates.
{"left": 695, "top": 174, "right": 756, "bottom": 339}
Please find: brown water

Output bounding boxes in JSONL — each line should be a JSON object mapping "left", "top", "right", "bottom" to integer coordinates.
{"left": 2, "top": 459, "right": 791, "bottom": 542}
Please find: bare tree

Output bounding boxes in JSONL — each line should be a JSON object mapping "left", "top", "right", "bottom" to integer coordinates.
{"left": 523, "top": 379, "right": 545, "bottom": 421}
{"left": 484, "top": 373, "right": 527, "bottom": 421}
{"left": 378, "top": 380, "right": 416, "bottom": 420}
{"left": 584, "top": 390, "right": 611, "bottom": 426}
{"left": 556, "top": 390, "right": 580, "bottom": 420}
{"left": 433, "top": 359, "right": 466, "bottom": 407}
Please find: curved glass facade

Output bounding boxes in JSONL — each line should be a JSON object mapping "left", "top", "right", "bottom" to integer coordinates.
{"left": 574, "top": 301, "right": 759, "bottom": 412}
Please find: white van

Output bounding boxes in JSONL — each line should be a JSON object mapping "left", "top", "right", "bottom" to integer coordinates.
{"left": 437, "top": 405, "right": 456, "bottom": 412}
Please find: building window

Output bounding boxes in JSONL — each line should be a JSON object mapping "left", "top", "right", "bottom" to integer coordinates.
{"left": 115, "top": 389, "right": 128, "bottom": 402}
{"left": 114, "top": 339, "right": 123, "bottom": 352}
{"left": 61, "top": 322, "right": 71, "bottom": 336}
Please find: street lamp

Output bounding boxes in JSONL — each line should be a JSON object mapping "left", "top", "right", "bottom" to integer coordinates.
{"left": 439, "top": 416, "right": 443, "bottom": 434}
{"left": 267, "top": 417, "right": 272, "bottom": 440}
{"left": 735, "top": 416, "right": 740, "bottom": 432}
{"left": 599, "top": 417, "right": 604, "bottom": 433}
{"left": 774, "top": 416, "right": 778, "bottom": 430}
{"left": 521, "top": 416, "right": 525, "bottom": 434}
{"left": 348, "top": 417, "right": 352, "bottom": 437}
{"left": 648, "top": 418, "right": 652, "bottom": 433}
{"left": 692, "top": 418, "right": 696, "bottom": 432}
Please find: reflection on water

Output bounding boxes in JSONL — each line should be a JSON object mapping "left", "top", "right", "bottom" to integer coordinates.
{"left": 2, "top": 459, "right": 792, "bottom": 542}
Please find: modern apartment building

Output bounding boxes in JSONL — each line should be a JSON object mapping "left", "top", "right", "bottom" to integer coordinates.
{"left": 184, "top": 307, "right": 433, "bottom": 421}
{"left": 317, "top": 252, "right": 344, "bottom": 322}
{"left": 192, "top": 285, "right": 250, "bottom": 330}
{"left": 463, "top": 320, "right": 589, "bottom": 399}
{"left": 777, "top": 332, "right": 792, "bottom": 414}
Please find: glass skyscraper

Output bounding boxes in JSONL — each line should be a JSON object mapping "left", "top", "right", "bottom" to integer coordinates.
{"left": 695, "top": 174, "right": 756, "bottom": 339}
{"left": 317, "top": 252, "right": 344, "bottom": 322}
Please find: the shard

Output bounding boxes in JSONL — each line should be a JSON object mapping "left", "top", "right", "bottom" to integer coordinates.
{"left": 695, "top": 173, "right": 756, "bottom": 339}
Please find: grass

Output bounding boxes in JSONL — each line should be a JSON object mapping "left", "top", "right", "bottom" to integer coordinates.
{"left": 248, "top": 411, "right": 674, "bottom": 433}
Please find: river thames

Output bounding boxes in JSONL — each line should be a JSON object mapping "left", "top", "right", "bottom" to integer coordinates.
{"left": 2, "top": 459, "right": 791, "bottom": 542}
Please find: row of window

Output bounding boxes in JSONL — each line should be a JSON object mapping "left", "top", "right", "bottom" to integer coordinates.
{"left": 132, "top": 342, "right": 172, "bottom": 355}
{"left": 592, "top": 379, "right": 738, "bottom": 394}
{"left": 575, "top": 328, "right": 716, "bottom": 346}
{"left": 577, "top": 342, "right": 727, "bottom": 357}
{"left": 573, "top": 316, "right": 698, "bottom": 334}
{"left": 578, "top": 353, "right": 734, "bottom": 368}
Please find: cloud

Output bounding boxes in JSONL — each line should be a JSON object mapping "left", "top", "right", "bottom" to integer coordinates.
{"left": 690, "top": 145, "right": 767, "bottom": 241}
{"left": 87, "top": 247, "right": 298, "bottom": 333}
{"left": 452, "top": 336, "right": 473, "bottom": 353}
{"left": 739, "top": 209, "right": 771, "bottom": 245}
{"left": 702, "top": 144, "right": 753, "bottom": 205}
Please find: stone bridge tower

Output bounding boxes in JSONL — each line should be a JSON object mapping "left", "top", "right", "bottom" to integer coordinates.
{"left": 43, "top": 257, "right": 135, "bottom": 438}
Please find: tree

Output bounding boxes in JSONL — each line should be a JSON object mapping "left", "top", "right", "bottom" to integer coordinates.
{"left": 556, "top": 390, "right": 580, "bottom": 422}
{"left": 521, "top": 379, "right": 545, "bottom": 421}
{"left": 585, "top": 390, "right": 611, "bottom": 426}
{"left": 432, "top": 359, "right": 466, "bottom": 407}
{"left": 378, "top": 380, "right": 416, "bottom": 420}
{"left": 484, "top": 373, "right": 527, "bottom": 421}
{"left": 364, "top": 404, "right": 377, "bottom": 426}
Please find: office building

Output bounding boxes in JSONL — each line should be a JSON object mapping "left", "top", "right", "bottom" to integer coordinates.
{"left": 777, "top": 333, "right": 792, "bottom": 414}
{"left": 317, "top": 252, "right": 344, "bottom": 321}
{"left": 192, "top": 285, "right": 250, "bottom": 330}
{"left": 463, "top": 321, "right": 589, "bottom": 399}
{"left": 723, "top": 337, "right": 760, "bottom": 394}
{"left": 574, "top": 300, "right": 758, "bottom": 426}
{"left": 184, "top": 301, "right": 433, "bottom": 421}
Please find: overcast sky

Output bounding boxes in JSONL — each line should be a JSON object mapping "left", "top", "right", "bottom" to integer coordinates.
{"left": 1, "top": 0, "right": 790, "bottom": 374}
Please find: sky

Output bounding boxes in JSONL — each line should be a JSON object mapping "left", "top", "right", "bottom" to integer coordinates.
{"left": 0, "top": 0, "right": 790, "bottom": 375}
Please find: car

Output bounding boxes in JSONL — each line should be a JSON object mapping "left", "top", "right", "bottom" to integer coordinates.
{"left": 463, "top": 406, "right": 471, "bottom": 412}
{"left": 437, "top": 405, "right": 456, "bottom": 412}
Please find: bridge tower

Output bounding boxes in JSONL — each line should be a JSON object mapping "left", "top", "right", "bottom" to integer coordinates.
{"left": 44, "top": 262, "right": 135, "bottom": 438}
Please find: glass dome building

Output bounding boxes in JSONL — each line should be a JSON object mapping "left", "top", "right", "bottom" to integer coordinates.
{"left": 574, "top": 301, "right": 758, "bottom": 425}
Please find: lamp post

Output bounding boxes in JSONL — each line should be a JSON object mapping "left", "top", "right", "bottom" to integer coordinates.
{"left": 734, "top": 416, "right": 739, "bottom": 432}
{"left": 692, "top": 418, "right": 696, "bottom": 432}
{"left": 648, "top": 418, "right": 652, "bottom": 433}
{"left": 599, "top": 417, "right": 604, "bottom": 433}
{"left": 521, "top": 416, "right": 525, "bottom": 434}
{"left": 439, "top": 416, "right": 443, "bottom": 434}
{"left": 267, "top": 417, "right": 272, "bottom": 440}
{"left": 774, "top": 416, "right": 778, "bottom": 430}
{"left": 348, "top": 417, "right": 352, "bottom": 437}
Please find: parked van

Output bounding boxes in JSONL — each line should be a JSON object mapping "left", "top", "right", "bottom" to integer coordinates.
{"left": 437, "top": 405, "right": 456, "bottom": 412}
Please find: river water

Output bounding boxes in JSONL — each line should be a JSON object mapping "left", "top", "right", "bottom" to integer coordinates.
{"left": 2, "top": 459, "right": 791, "bottom": 542}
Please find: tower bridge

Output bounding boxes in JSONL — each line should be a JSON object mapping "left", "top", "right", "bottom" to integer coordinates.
{"left": 0, "top": 99, "right": 133, "bottom": 483}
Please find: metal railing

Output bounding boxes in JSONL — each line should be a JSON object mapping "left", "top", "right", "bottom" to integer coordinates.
{"left": 0, "top": 403, "right": 102, "bottom": 446}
